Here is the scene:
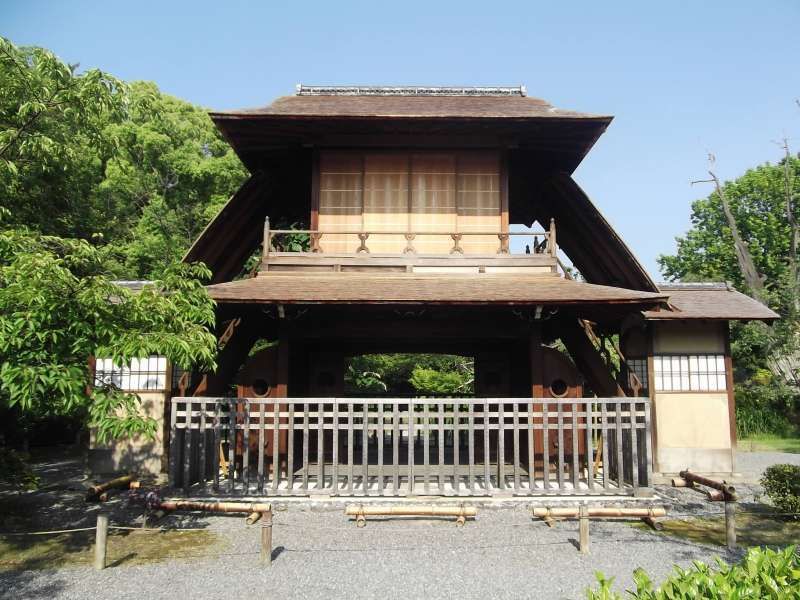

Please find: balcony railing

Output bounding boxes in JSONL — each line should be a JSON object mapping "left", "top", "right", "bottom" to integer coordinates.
{"left": 169, "top": 396, "right": 652, "bottom": 498}
{"left": 262, "top": 218, "right": 557, "bottom": 259}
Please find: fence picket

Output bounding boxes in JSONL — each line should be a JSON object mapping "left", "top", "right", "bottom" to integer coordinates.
{"left": 168, "top": 397, "right": 649, "bottom": 498}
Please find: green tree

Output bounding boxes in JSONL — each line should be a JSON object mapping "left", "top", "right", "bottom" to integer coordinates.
{"left": 659, "top": 158, "right": 799, "bottom": 294}
{"left": 658, "top": 157, "right": 800, "bottom": 434}
{"left": 0, "top": 221, "right": 217, "bottom": 442}
{"left": 102, "top": 81, "right": 247, "bottom": 278}
{"left": 0, "top": 37, "right": 131, "bottom": 239}
{"left": 345, "top": 354, "right": 474, "bottom": 396}
{"left": 0, "top": 37, "right": 247, "bottom": 279}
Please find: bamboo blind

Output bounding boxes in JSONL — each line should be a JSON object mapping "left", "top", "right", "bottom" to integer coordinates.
{"left": 318, "top": 151, "right": 502, "bottom": 254}
{"left": 319, "top": 153, "right": 363, "bottom": 252}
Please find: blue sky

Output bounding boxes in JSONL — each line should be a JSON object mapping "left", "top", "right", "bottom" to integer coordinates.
{"left": 4, "top": 0, "right": 799, "bottom": 278}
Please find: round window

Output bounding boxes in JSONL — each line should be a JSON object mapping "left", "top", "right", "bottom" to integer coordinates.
{"left": 549, "top": 379, "right": 569, "bottom": 398}
{"left": 252, "top": 378, "right": 270, "bottom": 397}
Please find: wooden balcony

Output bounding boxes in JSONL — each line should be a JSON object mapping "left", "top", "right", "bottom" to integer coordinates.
{"left": 259, "top": 218, "right": 558, "bottom": 275}
{"left": 169, "top": 397, "right": 653, "bottom": 498}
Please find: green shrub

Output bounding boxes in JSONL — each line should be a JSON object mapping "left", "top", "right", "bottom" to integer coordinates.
{"left": 587, "top": 546, "right": 800, "bottom": 599}
{"left": 0, "top": 448, "right": 39, "bottom": 490}
{"left": 735, "top": 380, "right": 798, "bottom": 438}
{"left": 761, "top": 464, "right": 800, "bottom": 518}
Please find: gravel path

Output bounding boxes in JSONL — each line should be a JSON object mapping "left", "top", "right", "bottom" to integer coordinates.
{"left": 0, "top": 506, "right": 733, "bottom": 600}
{"left": 1, "top": 448, "right": 796, "bottom": 600}
{"left": 735, "top": 449, "right": 800, "bottom": 480}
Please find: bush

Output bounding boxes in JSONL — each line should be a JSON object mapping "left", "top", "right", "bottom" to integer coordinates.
{"left": 761, "top": 464, "right": 800, "bottom": 518}
{"left": 735, "top": 380, "right": 797, "bottom": 438}
{"left": 0, "top": 448, "right": 39, "bottom": 490}
{"left": 587, "top": 546, "right": 800, "bottom": 599}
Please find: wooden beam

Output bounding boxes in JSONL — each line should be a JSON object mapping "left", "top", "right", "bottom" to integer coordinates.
{"left": 558, "top": 318, "right": 625, "bottom": 397}
{"left": 193, "top": 313, "right": 263, "bottom": 396}
{"left": 529, "top": 325, "right": 544, "bottom": 397}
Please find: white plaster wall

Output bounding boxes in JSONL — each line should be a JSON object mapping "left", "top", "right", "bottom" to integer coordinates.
{"left": 652, "top": 321, "right": 733, "bottom": 474}
{"left": 653, "top": 321, "right": 725, "bottom": 354}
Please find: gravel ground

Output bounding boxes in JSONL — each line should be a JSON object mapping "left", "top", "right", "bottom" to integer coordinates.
{"left": 0, "top": 448, "right": 795, "bottom": 600}
{"left": 0, "top": 507, "right": 733, "bottom": 600}
{"left": 735, "top": 449, "right": 800, "bottom": 480}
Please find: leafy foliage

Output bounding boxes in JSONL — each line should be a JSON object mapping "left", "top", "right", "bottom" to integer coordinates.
{"left": 0, "top": 221, "right": 217, "bottom": 442}
{"left": 0, "top": 448, "right": 39, "bottom": 490}
{"left": 587, "top": 546, "right": 800, "bottom": 599}
{"left": 658, "top": 158, "right": 800, "bottom": 435}
{"left": 761, "top": 464, "right": 800, "bottom": 517}
{"left": 0, "top": 37, "right": 246, "bottom": 279}
{"left": 345, "top": 354, "right": 474, "bottom": 396}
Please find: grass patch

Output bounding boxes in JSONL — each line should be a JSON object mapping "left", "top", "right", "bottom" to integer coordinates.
{"left": 633, "top": 511, "right": 800, "bottom": 547}
{"left": 0, "top": 528, "right": 222, "bottom": 571}
{"left": 738, "top": 435, "right": 800, "bottom": 454}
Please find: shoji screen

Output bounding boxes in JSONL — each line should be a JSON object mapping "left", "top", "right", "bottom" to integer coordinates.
{"left": 363, "top": 154, "right": 409, "bottom": 253}
{"left": 457, "top": 152, "right": 502, "bottom": 253}
{"left": 410, "top": 154, "right": 457, "bottom": 254}
{"left": 319, "top": 153, "right": 363, "bottom": 253}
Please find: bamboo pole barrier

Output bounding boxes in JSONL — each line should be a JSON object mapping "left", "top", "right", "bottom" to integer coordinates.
{"left": 678, "top": 470, "right": 737, "bottom": 501}
{"left": 532, "top": 507, "right": 667, "bottom": 519}
{"left": 86, "top": 474, "right": 136, "bottom": 501}
{"left": 156, "top": 500, "right": 273, "bottom": 514}
{"left": 94, "top": 514, "right": 108, "bottom": 570}
{"left": 345, "top": 504, "right": 477, "bottom": 527}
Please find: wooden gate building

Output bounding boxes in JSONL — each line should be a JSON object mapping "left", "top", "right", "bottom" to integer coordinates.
{"left": 154, "top": 85, "right": 777, "bottom": 497}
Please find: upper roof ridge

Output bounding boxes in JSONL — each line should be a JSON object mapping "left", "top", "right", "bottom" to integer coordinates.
{"left": 295, "top": 84, "right": 527, "bottom": 97}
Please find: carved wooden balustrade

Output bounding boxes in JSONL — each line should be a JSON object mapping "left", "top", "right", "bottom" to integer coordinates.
{"left": 258, "top": 219, "right": 559, "bottom": 274}
{"left": 262, "top": 219, "right": 556, "bottom": 257}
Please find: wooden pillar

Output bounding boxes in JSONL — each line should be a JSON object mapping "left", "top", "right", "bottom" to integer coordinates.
{"left": 646, "top": 323, "right": 660, "bottom": 474}
{"left": 723, "top": 324, "right": 737, "bottom": 473}
{"left": 529, "top": 326, "right": 545, "bottom": 478}
{"left": 529, "top": 325, "right": 544, "bottom": 398}
{"left": 275, "top": 327, "right": 290, "bottom": 458}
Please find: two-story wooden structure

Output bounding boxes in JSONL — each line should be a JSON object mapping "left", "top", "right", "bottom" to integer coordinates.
{"left": 161, "top": 85, "right": 777, "bottom": 498}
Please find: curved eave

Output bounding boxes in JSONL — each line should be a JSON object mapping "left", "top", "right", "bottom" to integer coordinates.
{"left": 209, "top": 112, "right": 613, "bottom": 175}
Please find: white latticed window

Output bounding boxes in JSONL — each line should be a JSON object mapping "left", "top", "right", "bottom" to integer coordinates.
{"left": 653, "top": 355, "right": 727, "bottom": 392}
{"left": 94, "top": 356, "right": 167, "bottom": 391}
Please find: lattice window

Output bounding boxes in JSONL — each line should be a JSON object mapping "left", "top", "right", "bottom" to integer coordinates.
{"left": 627, "top": 358, "right": 649, "bottom": 393}
{"left": 94, "top": 356, "right": 167, "bottom": 391}
{"left": 653, "top": 355, "right": 727, "bottom": 392}
{"left": 171, "top": 365, "right": 195, "bottom": 392}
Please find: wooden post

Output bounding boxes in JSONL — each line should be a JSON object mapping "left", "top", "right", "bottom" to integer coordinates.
{"left": 94, "top": 513, "right": 108, "bottom": 570}
{"left": 262, "top": 216, "right": 270, "bottom": 263}
{"left": 725, "top": 500, "right": 736, "bottom": 550}
{"left": 260, "top": 504, "right": 273, "bottom": 565}
{"left": 578, "top": 504, "right": 589, "bottom": 554}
